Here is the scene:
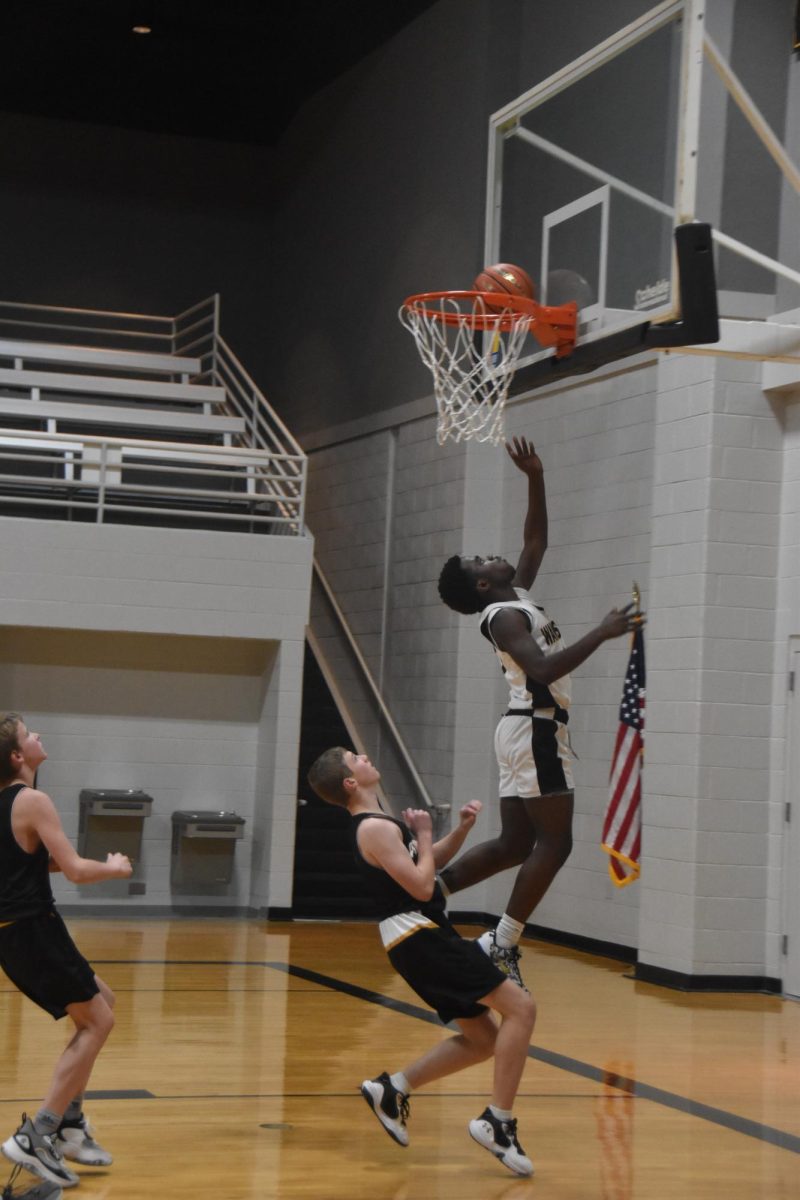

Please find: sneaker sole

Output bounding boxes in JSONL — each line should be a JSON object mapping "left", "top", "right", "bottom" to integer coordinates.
{"left": 59, "top": 1148, "right": 113, "bottom": 1166}
{"left": 2, "top": 1140, "right": 79, "bottom": 1188}
{"left": 360, "top": 1084, "right": 408, "bottom": 1147}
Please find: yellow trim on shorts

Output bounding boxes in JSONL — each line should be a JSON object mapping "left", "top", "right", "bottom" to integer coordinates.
{"left": 383, "top": 920, "right": 438, "bottom": 951}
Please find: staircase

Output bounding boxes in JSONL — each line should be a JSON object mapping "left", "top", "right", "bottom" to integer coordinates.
{"left": 292, "top": 643, "right": 373, "bottom": 918}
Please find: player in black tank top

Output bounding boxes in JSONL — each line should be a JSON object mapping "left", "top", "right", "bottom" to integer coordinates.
{"left": 308, "top": 746, "right": 537, "bottom": 1178}
{"left": 0, "top": 713, "right": 133, "bottom": 1191}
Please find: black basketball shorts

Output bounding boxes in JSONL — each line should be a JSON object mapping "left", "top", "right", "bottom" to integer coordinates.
{"left": 388, "top": 923, "right": 507, "bottom": 1025}
{"left": 0, "top": 909, "right": 99, "bottom": 1019}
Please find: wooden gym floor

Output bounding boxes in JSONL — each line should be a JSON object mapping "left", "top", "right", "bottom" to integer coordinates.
{"left": 0, "top": 918, "right": 797, "bottom": 1199}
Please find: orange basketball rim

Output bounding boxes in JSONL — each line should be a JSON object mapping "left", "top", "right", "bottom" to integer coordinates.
{"left": 401, "top": 290, "right": 578, "bottom": 358}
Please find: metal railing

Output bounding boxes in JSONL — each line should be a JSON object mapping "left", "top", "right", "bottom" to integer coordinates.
{"left": 0, "top": 294, "right": 307, "bottom": 534}
{"left": 0, "top": 428, "right": 301, "bottom": 529}
{"left": 309, "top": 560, "right": 450, "bottom": 832}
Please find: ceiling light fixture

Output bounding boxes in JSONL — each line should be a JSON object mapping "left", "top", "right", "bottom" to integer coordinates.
{"left": 131, "top": 2, "right": 154, "bottom": 34}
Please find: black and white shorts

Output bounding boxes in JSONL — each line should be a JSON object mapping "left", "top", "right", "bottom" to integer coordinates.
{"left": 495, "top": 709, "right": 574, "bottom": 799}
{"left": 388, "top": 920, "right": 507, "bottom": 1025}
{"left": 0, "top": 909, "right": 99, "bottom": 1020}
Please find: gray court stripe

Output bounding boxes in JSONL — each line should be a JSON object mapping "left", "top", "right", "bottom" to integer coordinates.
{"left": 273, "top": 962, "right": 800, "bottom": 1156}
{"left": 84, "top": 1089, "right": 155, "bottom": 1099}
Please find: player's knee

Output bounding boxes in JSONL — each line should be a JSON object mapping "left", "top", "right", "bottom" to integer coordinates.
{"left": 93, "top": 1002, "right": 115, "bottom": 1042}
{"left": 539, "top": 827, "right": 573, "bottom": 868}
{"left": 522, "top": 992, "right": 537, "bottom": 1030}
{"left": 509, "top": 988, "right": 537, "bottom": 1033}
{"left": 556, "top": 829, "right": 573, "bottom": 866}
{"left": 497, "top": 834, "right": 533, "bottom": 867}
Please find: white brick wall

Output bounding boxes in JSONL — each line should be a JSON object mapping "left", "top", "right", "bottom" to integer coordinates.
{"left": 304, "top": 340, "right": 800, "bottom": 983}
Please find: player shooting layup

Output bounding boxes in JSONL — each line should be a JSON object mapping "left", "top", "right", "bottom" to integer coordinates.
{"left": 437, "top": 437, "right": 643, "bottom": 987}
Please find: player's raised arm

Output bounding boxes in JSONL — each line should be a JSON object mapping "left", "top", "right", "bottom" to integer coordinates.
{"left": 507, "top": 436, "right": 547, "bottom": 591}
{"left": 432, "top": 800, "right": 482, "bottom": 868}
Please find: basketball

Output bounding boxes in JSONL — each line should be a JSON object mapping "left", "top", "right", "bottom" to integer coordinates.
{"left": 473, "top": 262, "right": 535, "bottom": 300}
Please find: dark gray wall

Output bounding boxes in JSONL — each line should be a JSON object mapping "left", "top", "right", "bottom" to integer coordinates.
{"left": 0, "top": 0, "right": 795, "bottom": 441}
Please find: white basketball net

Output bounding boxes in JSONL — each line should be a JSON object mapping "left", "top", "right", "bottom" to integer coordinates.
{"left": 399, "top": 294, "right": 531, "bottom": 446}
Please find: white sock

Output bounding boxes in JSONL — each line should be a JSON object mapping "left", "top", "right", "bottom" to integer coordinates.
{"left": 390, "top": 1071, "right": 410, "bottom": 1096}
{"left": 494, "top": 913, "right": 525, "bottom": 950}
{"left": 489, "top": 1104, "right": 513, "bottom": 1122}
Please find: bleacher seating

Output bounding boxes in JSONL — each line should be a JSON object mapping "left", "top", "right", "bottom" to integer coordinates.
{"left": 0, "top": 338, "right": 202, "bottom": 377}
{"left": 0, "top": 298, "right": 306, "bottom": 535}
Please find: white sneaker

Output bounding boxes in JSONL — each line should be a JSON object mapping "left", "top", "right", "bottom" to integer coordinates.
{"left": 55, "top": 1114, "right": 112, "bottom": 1166}
{"left": 469, "top": 1108, "right": 534, "bottom": 1177}
{"left": 360, "top": 1072, "right": 410, "bottom": 1147}
{"left": 476, "top": 930, "right": 528, "bottom": 991}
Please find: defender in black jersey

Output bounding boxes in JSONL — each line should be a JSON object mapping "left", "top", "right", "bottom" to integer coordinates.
{"left": 0, "top": 713, "right": 132, "bottom": 1191}
{"left": 437, "top": 436, "right": 644, "bottom": 987}
{"left": 307, "top": 746, "right": 537, "bottom": 1178}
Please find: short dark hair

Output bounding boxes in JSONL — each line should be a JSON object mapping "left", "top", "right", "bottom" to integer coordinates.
{"left": 438, "top": 554, "right": 482, "bottom": 615}
{"left": 0, "top": 713, "right": 23, "bottom": 783}
{"left": 307, "top": 747, "right": 352, "bottom": 807}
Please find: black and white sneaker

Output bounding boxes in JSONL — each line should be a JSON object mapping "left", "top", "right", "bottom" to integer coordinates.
{"left": 476, "top": 930, "right": 528, "bottom": 991}
{"left": 3, "top": 1162, "right": 63, "bottom": 1199}
{"left": 468, "top": 1108, "right": 534, "bottom": 1177}
{"left": 1, "top": 1116, "right": 78, "bottom": 1189}
{"left": 360, "top": 1072, "right": 410, "bottom": 1147}
{"left": 55, "top": 1114, "right": 112, "bottom": 1166}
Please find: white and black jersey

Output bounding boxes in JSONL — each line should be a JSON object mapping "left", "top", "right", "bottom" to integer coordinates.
{"left": 480, "top": 587, "right": 571, "bottom": 714}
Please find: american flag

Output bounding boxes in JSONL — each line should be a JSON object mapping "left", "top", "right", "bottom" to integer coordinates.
{"left": 602, "top": 625, "right": 645, "bottom": 886}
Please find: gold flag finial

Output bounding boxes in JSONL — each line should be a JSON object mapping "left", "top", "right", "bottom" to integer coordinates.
{"left": 632, "top": 580, "right": 641, "bottom": 614}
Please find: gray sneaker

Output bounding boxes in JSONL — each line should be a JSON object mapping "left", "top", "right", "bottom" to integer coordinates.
{"left": 1, "top": 1116, "right": 78, "bottom": 1190}
{"left": 55, "top": 1114, "right": 112, "bottom": 1166}
{"left": 476, "top": 930, "right": 528, "bottom": 991}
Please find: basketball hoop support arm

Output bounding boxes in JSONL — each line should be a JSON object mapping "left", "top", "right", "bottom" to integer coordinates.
{"left": 508, "top": 223, "right": 719, "bottom": 393}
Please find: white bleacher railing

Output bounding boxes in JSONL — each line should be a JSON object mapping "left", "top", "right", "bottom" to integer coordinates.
{"left": 0, "top": 295, "right": 306, "bottom": 534}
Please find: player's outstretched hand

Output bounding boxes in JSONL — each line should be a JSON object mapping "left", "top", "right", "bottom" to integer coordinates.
{"left": 402, "top": 808, "right": 433, "bottom": 837}
{"left": 107, "top": 852, "right": 133, "bottom": 878}
{"left": 505, "top": 435, "right": 543, "bottom": 475}
{"left": 599, "top": 602, "right": 646, "bottom": 640}
{"left": 458, "top": 799, "right": 482, "bottom": 831}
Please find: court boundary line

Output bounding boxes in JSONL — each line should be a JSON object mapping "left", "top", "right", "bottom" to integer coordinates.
{"left": 270, "top": 961, "right": 800, "bottom": 1156}
{"left": 72, "top": 955, "right": 799, "bottom": 1155}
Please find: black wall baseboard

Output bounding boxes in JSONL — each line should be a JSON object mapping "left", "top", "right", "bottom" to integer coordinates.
{"left": 634, "top": 962, "right": 782, "bottom": 994}
{"left": 449, "top": 910, "right": 637, "bottom": 965}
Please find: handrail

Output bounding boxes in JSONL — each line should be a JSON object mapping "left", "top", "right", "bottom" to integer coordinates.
{"left": 0, "top": 299, "right": 174, "bottom": 323}
{"left": 216, "top": 336, "right": 305, "bottom": 456}
{"left": 305, "top": 626, "right": 392, "bottom": 813}
{"left": 313, "top": 557, "right": 436, "bottom": 813}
